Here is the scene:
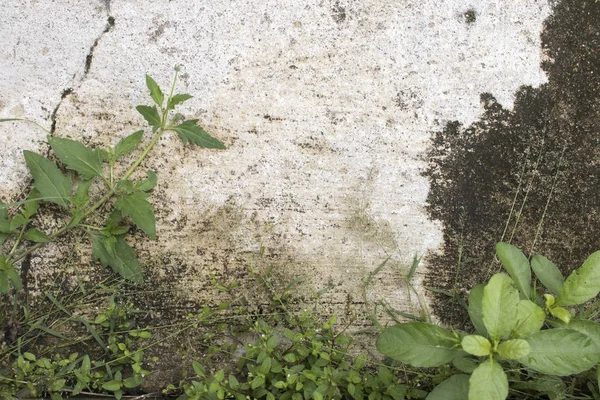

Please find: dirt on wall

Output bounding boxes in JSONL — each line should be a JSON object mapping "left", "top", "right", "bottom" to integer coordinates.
{"left": 424, "top": 0, "right": 600, "bottom": 324}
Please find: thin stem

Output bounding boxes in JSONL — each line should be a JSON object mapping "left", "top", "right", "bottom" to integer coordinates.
{"left": 8, "top": 223, "right": 27, "bottom": 256}
{"left": 0, "top": 118, "right": 51, "bottom": 134}
{"left": 79, "top": 224, "right": 104, "bottom": 231}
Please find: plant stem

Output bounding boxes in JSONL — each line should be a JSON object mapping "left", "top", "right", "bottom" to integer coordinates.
{"left": 8, "top": 223, "right": 27, "bottom": 257}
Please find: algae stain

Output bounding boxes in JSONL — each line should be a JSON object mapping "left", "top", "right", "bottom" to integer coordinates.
{"left": 424, "top": 0, "right": 600, "bottom": 324}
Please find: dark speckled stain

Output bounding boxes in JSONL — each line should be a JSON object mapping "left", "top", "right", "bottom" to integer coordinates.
{"left": 424, "top": 0, "right": 600, "bottom": 324}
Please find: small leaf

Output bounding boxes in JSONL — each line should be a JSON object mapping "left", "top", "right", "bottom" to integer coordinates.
{"left": 74, "top": 179, "right": 93, "bottom": 208}
{"left": 136, "top": 105, "right": 162, "bottom": 132}
{"left": 531, "top": 254, "right": 564, "bottom": 295}
{"left": 452, "top": 357, "right": 478, "bottom": 373}
{"left": 123, "top": 375, "right": 143, "bottom": 388}
{"left": 114, "top": 130, "right": 144, "bottom": 160}
{"left": 0, "top": 272, "right": 8, "bottom": 293}
{"left": 145, "top": 75, "right": 164, "bottom": 107}
{"left": 9, "top": 214, "right": 27, "bottom": 231}
{"left": 496, "top": 242, "right": 532, "bottom": 299}
{"left": 376, "top": 322, "right": 464, "bottom": 367}
{"left": 497, "top": 339, "right": 530, "bottom": 359}
{"left": 482, "top": 274, "right": 519, "bottom": 340}
{"left": 167, "top": 93, "right": 193, "bottom": 110}
{"left": 468, "top": 284, "right": 488, "bottom": 336}
{"left": 136, "top": 170, "right": 157, "bottom": 192}
{"left": 102, "top": 380, "right": 122, "bottom": 391}
{"left": 512, "top": 300, "right": 545, "bottom": 338}
{"left": 48, "top": 137, "right": 103, "bottom": 180}
{"left": 5, "top": 266, "right": 22, "bottom": 290}
{"left": 469, "top": 359, "right": 508, "bottom": 400}
{"left": 22, "top": 190, "right": 41, "bottom": 218}
{"left": 519, "top": 329, "right": 600, "bottom": 375}
{"left": 461, "top": 335, "right": 491, "bottom": 356}
{"left": 171, "top": 120, "right": 226, "bottom": 149}
{"left": 549, "top": 307, "right": 571, "bottom": 324}
{"left": 23, "top": 151, "right": 72, "bottom": 208}
{"left": 92, "top": 235, "right": 143, "bottom": 284}
{"left": 116, "top": 179, "right": 135, "bottom": 194}
{"left": 557, "top": 250, "right": 600, "bottom": 306}
{"left": 426, "top": 375, "right": 470, "bottom": 400}
{"left": 24, "top": 228, "right": 51, "bottom": 243}
{"left": 105, "top": 210, "right": 123, "bottom": 229}
{"left": 114, "top": 192, "right": 156, "bottom": 239}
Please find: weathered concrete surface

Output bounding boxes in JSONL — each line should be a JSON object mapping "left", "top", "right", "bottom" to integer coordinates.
{"left": 425, "top": 0, "right": 600, "bottom": 326}
{"left": 0, "top": 0, "right": 554, "bottom": 388}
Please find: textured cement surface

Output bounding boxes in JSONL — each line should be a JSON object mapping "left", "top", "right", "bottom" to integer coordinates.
{"left": 0, "top": 0, "right": 552, "bottom": 385}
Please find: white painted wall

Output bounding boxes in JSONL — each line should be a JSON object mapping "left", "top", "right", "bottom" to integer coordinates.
{"left": 0, "top": 0, "right": 551, "bottom": 320}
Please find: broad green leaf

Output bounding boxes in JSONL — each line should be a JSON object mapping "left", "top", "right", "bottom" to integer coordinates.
{"left": 512, "top": 300, "right": 545, "bottom": 338}
{"left": 497, "top": 339, "right": 530, "bottom": 359}
{"left": 24, "top": 228, "right": 51, "bottom": 243}
{"left": 92, "top": 235, "right": 143, "bottom": 284}
{"left": 482, "top": 274, "right": 519, "bottom": 340}
{"left": 137, "top": 170, "right": 157, "bottom": 192}
{"left": 566, "top": 320, "right": 600, "bottom": 349}
{"left": 468, "top": 284, "right": 488, "bottom": 336}
{"left": 496, "top": 242, "right": 532, "bottom": 299}
{"left": 73, "top": 180, "right": 93, "bottom": 208}
{"left": 23, "top": 151, "right": 72, "bottom": 208}
{"left": 5, "top": 266, "right": 22, "bottom": 291}
{"left": 557, "top": 250, "right": 600, "bottom": 306}
{"left": 452, "top": 356, "right": 478, "bottom": 373}
{"left": 531, "top": 254, "right": 563, "bottom": 294}
{"left": 518, "top": 329, "right": 600, "bottom": 375}
{"left": 426, "top": 375, "right": 469, "bottom": 400}
{"left": 114, "top": 130, "right": 144, "bottom": 160}
{"left": 376, "top": 322, "right": 464, "bottom": 367}
{"left": 102, "top": 380, "right": 122, "bottom": 391}
{"left": 549, "top": 307, "right": 571, "bottom": 324}
{"left": 136, "top": 105, "right": 161, "bottom": 132}
{"left": 114, "top": 192, "right": 156, "bottom": 239}
{"left": 167, "top": 93, "right": 193, "bottom": 110}
{"left": 48, "top": 137, "right": 103, "bottom": 180}
{"left": 171, "top": 120, "right": 226, "bottom": 149}
{"left": 145, "top": 75, "right": 164, "bottom": 107}
{"left": 469, "top": 360, "right": 507, "bottom": 400}
{"left": 461, "top": 335, "right": 491, "bottom": 356}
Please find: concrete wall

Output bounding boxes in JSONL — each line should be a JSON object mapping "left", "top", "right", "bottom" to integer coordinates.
{"left": 0, "top": 0, "right": 554, "bottom": 383}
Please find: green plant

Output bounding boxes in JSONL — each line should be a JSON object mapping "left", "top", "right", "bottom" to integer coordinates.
{"left": 0, "top": 66, "right": 225, "bottom": 291}
{"left": 1, "top": 293, "right": 151, "bottom": 399}
{"left": 377, "top": 242, "right": 600, "bottom": 400}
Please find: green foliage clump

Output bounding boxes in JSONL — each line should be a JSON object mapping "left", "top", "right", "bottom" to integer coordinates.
{"left": 170, "top": 312, "right": 416, "bottom": 400}
{"left": 377, "top": 242, "right": 600, "bottom": 400}
{"left": 0, "top": 295, "right": 151, "bottom": 399}
{"left": 0, "top": 67, "right": 225, "bottom": 291}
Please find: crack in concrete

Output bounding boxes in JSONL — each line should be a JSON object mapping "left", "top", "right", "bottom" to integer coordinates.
{"left": 49, "top": 3, "right": 115, "bottom": 137}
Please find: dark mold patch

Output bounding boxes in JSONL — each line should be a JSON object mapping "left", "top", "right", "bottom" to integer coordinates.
{"left": 424, "top": 0, "right": 600, "bottom": 324}
{"left": 331, "top": 1, "right": 347, "bottom": 24}
{"left": 463, "top": 9, "right": 477, "bottom": 24}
